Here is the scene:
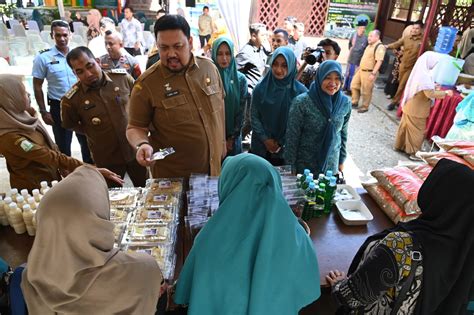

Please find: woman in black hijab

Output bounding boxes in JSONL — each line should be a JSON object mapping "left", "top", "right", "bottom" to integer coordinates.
{"left": 327, "top": 158, "right": 474, "bottom": 314}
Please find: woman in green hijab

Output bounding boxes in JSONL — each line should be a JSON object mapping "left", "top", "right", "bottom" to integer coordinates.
{"left": 211, "top": 37, "right": 248, "bottom": 156}
{"left": 174, "top": 153, "right": 321, "bottom": 314}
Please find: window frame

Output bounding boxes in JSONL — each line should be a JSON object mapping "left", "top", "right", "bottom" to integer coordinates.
{"left": 388, "top": 0, "right": 430, "bottom": 23}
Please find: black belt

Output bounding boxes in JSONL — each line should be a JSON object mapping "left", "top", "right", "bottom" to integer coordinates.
{"left": 361, "top": 69, "right": 373, "bottom": 72}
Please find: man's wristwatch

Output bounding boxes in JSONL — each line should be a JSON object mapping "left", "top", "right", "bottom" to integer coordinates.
{"left": 135, "top": 141, "right": 150, "bottom": 150}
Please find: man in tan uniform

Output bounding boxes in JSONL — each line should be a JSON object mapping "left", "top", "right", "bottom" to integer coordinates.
{"left": 61, "top": 46, "right": 147, "bottom": 187}
{"left": 126, "top": 15, "right": 225, "bottom": 179}
{"left": 351, "top": 30, "right": 386, "bottom": 113}
{"left": 386, "top": 20, "right": 423, "bottom": 110}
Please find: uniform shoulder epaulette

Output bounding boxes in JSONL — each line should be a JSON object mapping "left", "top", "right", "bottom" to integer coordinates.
{"left": 64, "top": 84, "right": 79, "bottom": 99}
{"left": 195, "top": 55, "right": 212, "bottom": 62}
{"left": 109, "top": 68, "right": 128, "bottom": 74}
{"left": 134, "top": 62, "right": 159, "bottom": 82}
{"left": 39, "top": 48, "right": 51, "bottom": 54}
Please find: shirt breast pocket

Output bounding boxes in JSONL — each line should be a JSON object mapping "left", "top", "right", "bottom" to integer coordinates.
{"left": 80, "top": 105, "right": 108, "bottom": 128}
{"left": 48, "top": 63, "right": 64, "bottom": 74}
{"left": 160, "top": 94, "right": 193, "bottom": 125}
{"left": 201, "top": 83, "right": 222, "bottom": 114}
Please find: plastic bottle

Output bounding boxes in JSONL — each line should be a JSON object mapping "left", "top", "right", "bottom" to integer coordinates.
{"left": 20, "top": 189, "right": 30, "bottom": 199}
{"left": 324, "top": 177, "right": 337, "bottom": 214}
{"left": 8, "top": 202, "right": 26, "bottom": 234}
{"left": 302, "top": 173, "right": 314, "bottom": 190}
{"left": 300, "top": 169, "right": 311, "bottom": 187}
{"left": 51, "top": 180, "right": 59, "bottom": 187}
{"left": 3, "top": 197, "right": 12, "bottom": 217}
{"left": 32, "top": 189, "right": 41, "bottom": 203}
{"left": 40, "top": 181, "right": 49, "bottom": 195}
{"left": 318, "top": 174, "right": 325, "bottom": 185}
{"left": 27, "top": 197, "right": 37, "bottom": 210}
{"left": 16, "top": 196, "right": 26, "bottom": 211}
{"left": 31, "top": 214, "right": 37, "bottom": 228}
{"left": 302, "top": 182, "right": 316, "bottom": 221}
{"left": 42, "top": 188, "right": 50, "bottom": 195}
{"left": 10, "top": 188, "right": 19, "bottom": 202}
{"left": 323, "top": 170, "right": 333, "bottom": 186}
{"left": 0, "top": 197, "right": 8, "bottom": 226}
{"left": 434, "top": 26, "right": 458, "bottom": 54}
{"left": 314, "top": 183, "right": 326, "bottom": 217}
{"left": 305, "top": 182, "right": 317, "bottom": 202}
{"left": 22, "top": 204, "right": 35, "bottom": 236}
{"left": 296, "top": 174, "right": 303, "bottom": 188}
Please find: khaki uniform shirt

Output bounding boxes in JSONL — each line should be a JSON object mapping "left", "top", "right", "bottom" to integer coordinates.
{"left": 128, "top": 55, "right": 225, "bottom": 178}
{"left": 198, "top": 14, "right": 213, "bottom": 36}
{"left": 387, "top": 34, "right": 422, "bottom": 72}
{"left": 61, "top": 71, "right": 136, "bottom": 167}
{"left": 99, "top": 53, "right": 142, "bottom": 80}
{"left": 403, "top": 89, "right": 446, "bottom": 118}
{"left": 359, "top": 40, "right": 386, "bottom": 71}
{"left": 0, "top": 131, "right": 82, "bottom": 191}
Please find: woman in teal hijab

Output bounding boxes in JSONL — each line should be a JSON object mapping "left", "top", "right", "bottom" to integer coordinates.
{"left": 211, "top": 37, "right": 248, "bottom": 156}
{"left": 285, "top": 60, "right": 351, "bottom": 175}
{"left": 174, "top": 153, "right": 321, "bottom": 314}
{"left": 250, "top": 47, "right": 307, "bottom": 165}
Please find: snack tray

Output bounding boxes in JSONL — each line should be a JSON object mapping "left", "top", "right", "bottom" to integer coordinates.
{"left": 336, "top": 200, "right": 373, "bottom": 225}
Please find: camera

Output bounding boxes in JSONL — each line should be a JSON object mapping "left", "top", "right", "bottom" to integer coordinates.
{"left": 302, "top": 47, "right": 325, "bottom": 65}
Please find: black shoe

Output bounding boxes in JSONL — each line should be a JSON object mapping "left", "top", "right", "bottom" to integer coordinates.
{"left": 357, "top": 108, "right": 368, "bottom": 113}
{"left": 351, "top": 103, "right": 358, "bottom": 108}
{"left": 387, "top": 103, "right": 398, "bottom": 111}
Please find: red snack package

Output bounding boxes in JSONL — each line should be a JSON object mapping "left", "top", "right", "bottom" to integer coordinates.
{"left": 371, "top": 166, "right": 423, "bottom": 216}
{"left": 448, "top": 147, "right": 474, "bottom": 168}
{"left": 363, "top": 182, "right": 419, "bottom": 224}
{"left": 405, "top": 164, "right": 434, "bottom": 181}
{"left": 417, "top": 152, "right": 474, "bottom": 170}
{"left": 434, "top": 138, "right": 474, "bottom": 151}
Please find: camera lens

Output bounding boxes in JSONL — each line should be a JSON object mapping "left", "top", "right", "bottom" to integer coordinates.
{"left": 305, "top": 52, "right": 319, "bottom": 65}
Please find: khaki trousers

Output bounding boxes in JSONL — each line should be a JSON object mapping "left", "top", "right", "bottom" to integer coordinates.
{"left": 351, "top": 70, "right": 375, "bottom": 110}
{"left": 392, "top": 67, "right": 412, "bottom": 104}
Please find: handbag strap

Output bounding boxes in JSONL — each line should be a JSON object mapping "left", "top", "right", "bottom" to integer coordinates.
{"left": 390, "top": 232, "right": 423, "bottom": 315}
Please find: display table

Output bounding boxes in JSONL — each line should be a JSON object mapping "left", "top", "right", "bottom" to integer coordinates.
{"left": 1, "top": 188, "right": 393, "bottom": 313}
{"left": 0, "top": 225, "right": 34, "bottom": 268}
{"left": 306, "top": 189, "right": 394, "bottom": 287}
{"left": 426, "top": 90, "right": 463, "bottom": 140}
{"left": 182, "top": 188, "right": 394, "bottom": 289}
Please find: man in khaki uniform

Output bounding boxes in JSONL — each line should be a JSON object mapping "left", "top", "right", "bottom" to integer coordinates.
{"left": 198, "top": 6, "right": 214, "bottom": 49}
{"left": 386, "top": 20, "right": 423, "bottom": 110}
{"left": 126, "top": 15, "right": 225, "bottom": 179}
{"left": 61, "top": 46, "right": 147, "bottom": 187}
{"left": 351, "top": 30, "right": 386, "bottom": 113}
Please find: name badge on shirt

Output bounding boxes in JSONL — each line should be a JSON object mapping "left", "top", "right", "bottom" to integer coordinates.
{"left": 165, "top": 90, "right": 180, "bottom": 98}
{"left": 49, "top": 60, "right": 60, "bottom": 64}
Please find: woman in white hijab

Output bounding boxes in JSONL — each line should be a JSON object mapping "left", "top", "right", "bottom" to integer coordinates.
{"left": 394, "top": 51, "right": 453, "bottom": 159}
{"left": 21, "top": 165, "right": 164, "bottom": 314}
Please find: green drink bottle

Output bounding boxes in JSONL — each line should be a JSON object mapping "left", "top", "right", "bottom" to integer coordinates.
{"left": 323, "top": 177, "right": 337, "bottom": 214}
